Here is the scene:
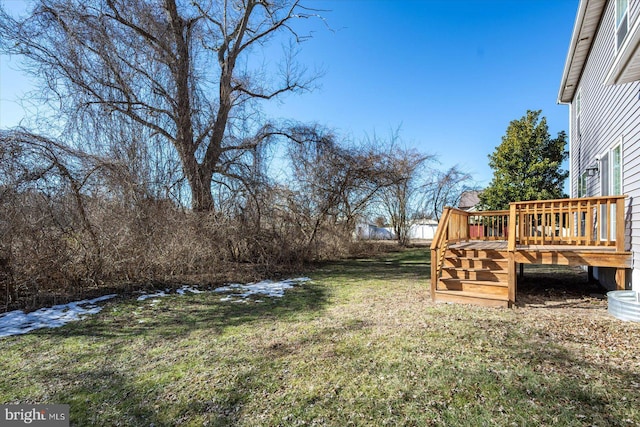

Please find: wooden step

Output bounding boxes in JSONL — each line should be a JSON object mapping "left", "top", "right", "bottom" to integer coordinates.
{"left": 444, "top": 267, "right": 495, "bottom": 272}
{"left": 434, "top": 290, "right": 510, "bottom": 308}
{"left": 435, "top": 245, "right": 512, "bottom": 308}
{"left": 441, "top": 268, "right": 507, "bottom": 282}
{"left": 447, "top": 249, "right": 506, "bottom": 260}
{"left": 438, "top": 278, "right": 508, "bottom": 296}
{"left": 443, "top": 257, "right": 507, "bottom": 269}
{"left": 445, "top": 255, "right": 506, "bottom": 262}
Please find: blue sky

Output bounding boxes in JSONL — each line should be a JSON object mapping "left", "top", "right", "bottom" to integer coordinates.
{"left": 0, "top": 0, "right": 579, "bottom": 187}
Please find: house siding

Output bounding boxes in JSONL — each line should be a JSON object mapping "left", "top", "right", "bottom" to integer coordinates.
{"left": 570, "top": 0, "right": 640, "bottom": 290}
{"left": 632, "top": 0, "right": 640, "bottom": 27}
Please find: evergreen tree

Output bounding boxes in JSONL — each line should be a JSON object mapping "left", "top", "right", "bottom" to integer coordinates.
{"left": 479, "top": 110, "right": 568, "bottom": 210}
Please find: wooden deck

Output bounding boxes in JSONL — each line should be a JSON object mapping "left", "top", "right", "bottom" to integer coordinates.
{"left": 431, "top": 196, "right": 632, "bottom": 308}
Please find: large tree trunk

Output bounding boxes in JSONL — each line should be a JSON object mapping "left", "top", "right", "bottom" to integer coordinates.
{"left": 189, "top": 167, "right": 215, "bottom": 212}
{"left": 178, "top": 151, "right": 215, "bottom": 211}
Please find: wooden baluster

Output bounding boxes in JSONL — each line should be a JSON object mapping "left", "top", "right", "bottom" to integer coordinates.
{"left": 543, "top": 204, "right": 549, "bottom": 244}
{"left": 569, "top": 203, "right": 575, "bottom": 245}
{"left": 606, "top": 198, "right": 612, "bottom": 244}
{"left": 532, "top": 204, "right": 537, "bottom": 245}
{"left": 559, "top": 202, "right": 564, "bottom": 243}
{"left": 581, "top": 200, "right": 586, "bottom": 245}
{"left": 550, "top": 202, "right": 556, "bottom": 244}
{"left": 586, "top": 199, "right": 593, "bottom": 245}
{"left": 586, "top": 200, "right": 591, "bottom": 245}
{"left": 540, "top": 204, "right": 545, "bottom": 245}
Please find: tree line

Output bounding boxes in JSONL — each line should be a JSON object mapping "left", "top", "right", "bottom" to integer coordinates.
{"left": 0, "top": 0, "right": 474, "bottom": 311}
{"left": 0, "top": 1, "right": 568, "bottom": 312}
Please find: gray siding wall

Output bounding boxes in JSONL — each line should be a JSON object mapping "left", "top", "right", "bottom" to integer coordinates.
{"left": 632, "top": 0, "right": 640, "bottom": 27}
{"left": 570, "top": 0, "right": 640, "bottom": 290}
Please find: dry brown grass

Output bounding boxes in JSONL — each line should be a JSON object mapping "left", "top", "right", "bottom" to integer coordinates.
{"left": 1, "top": 247, "right": 639, "bottom": 426}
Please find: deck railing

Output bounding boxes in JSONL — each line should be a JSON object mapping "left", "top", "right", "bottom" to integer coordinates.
{"left": 468, "top": 210, "right": 510, "bottom": 240}
{"left": 430, "top": 195, "right": 628, "bottom": 299}
{"left": 507, "top": 196, "right": 626, "bottom": 251}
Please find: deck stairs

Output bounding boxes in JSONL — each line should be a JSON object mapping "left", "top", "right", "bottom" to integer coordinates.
{"left": 434, "top": 246, "right": 510, "bottom": 308}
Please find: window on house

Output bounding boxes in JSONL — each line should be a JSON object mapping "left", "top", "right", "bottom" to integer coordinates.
{"left": 612, "top": 143, "right": 622, "bottom": 194}
{"left": 600, "top": 140, "right": 623, "bottom": 240}
{"left": 602, "top": 141, "right": 623, "bottom": 196}
{"left": 616, "top": 0, "right": 629, "bottom": 50}
{"left": 578, "top": 170, "right": 588, "bottom": 197}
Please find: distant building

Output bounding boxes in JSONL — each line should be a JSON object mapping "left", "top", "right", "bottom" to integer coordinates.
{"left": 408, "top": 219, "right": 438, "bottom": 240}
{"left": 354, "top": 223, "right": 394, "bottom": 240}
{"left": 458, "top": 190, "right": 482, "bottom": 212}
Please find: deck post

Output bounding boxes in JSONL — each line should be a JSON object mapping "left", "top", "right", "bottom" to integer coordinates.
{"left": 615, "top": 268, "right": 626, "bottom": 290}
{"left": 430, "top": 207, "right": 452, "bottom": 302}
{"left": 507, "top": 203, "right": 518, "bottom": 306}
{"left": 508, "top": 252, "right": 516, "bottom": 307}
{"left": 430, "top": 248, "right": 437, "bottom": 300}
{"left": 616, "top": 197, "right": 625, "bottom": 252}
{"left": 508, "top": 203, "right": 517, "bottom": 252}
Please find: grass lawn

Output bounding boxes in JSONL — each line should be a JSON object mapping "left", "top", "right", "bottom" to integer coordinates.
{"left": 2, "top": 247, "right": 640, "bottom": 426}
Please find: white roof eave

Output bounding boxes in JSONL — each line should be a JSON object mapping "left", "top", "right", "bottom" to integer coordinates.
{"left": 558, "top": 0, "right": 607, "bottom": 104}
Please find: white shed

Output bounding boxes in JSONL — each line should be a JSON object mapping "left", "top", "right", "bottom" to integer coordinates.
{"left": 408, "top": 220, "right": 438, "bottom": 240}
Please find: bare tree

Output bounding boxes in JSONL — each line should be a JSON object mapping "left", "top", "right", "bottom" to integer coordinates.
{"left": 424, "top": 165, "right": 474, "bottom": 221}
{"left": 0, "top": 0, "right": 322, "bottom": 210}
{"left": 286, "top": 126, "right": 396, "bottom": 250}
{"left": 377, "top": 147, "right": 433, "bottom": 246}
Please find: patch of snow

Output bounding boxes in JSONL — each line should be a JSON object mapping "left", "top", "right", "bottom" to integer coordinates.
{"left": 0, "top": 294, "right": 117, "bottom": 338}
{"left": 137, "top": 291, "right": 167, "bottom": 301}
{"left": 176, "top": 285, "right": 203, "bottom": 295}
{"left": 0, "top": 278, "right": 310, "bottom": 338}
{"left": 214, "top": 277, "right": 311, "bottom": 302}
{"left": 138, "top": 285, "right": 204, "bottom": 301}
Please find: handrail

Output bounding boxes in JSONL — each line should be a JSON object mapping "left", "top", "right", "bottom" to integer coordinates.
{"left": 430, "top": 207, "right": 453, "bottom": 251}
{"left": 430, "top": 207, "right": 454, "bottom": 301}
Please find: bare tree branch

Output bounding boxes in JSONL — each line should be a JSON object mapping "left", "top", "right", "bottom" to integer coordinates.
{"left": 0, "top": 0, "right": 324, "bottom": 211}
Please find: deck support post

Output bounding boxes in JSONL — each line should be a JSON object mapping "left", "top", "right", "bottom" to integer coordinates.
{"left": 507, "top": 203, "right": 518, "bottom": 306}
{"left": 430, "top": 248, "right": 437, "bottom": 300}
{"left": 508, "top": 252, "right": 517, "bottom": 307}
{"left": 615, "top": 268, "right": 626, "bottom": 290}
{"left": 507, "top": 204, "right": 517, "bottom": 252}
